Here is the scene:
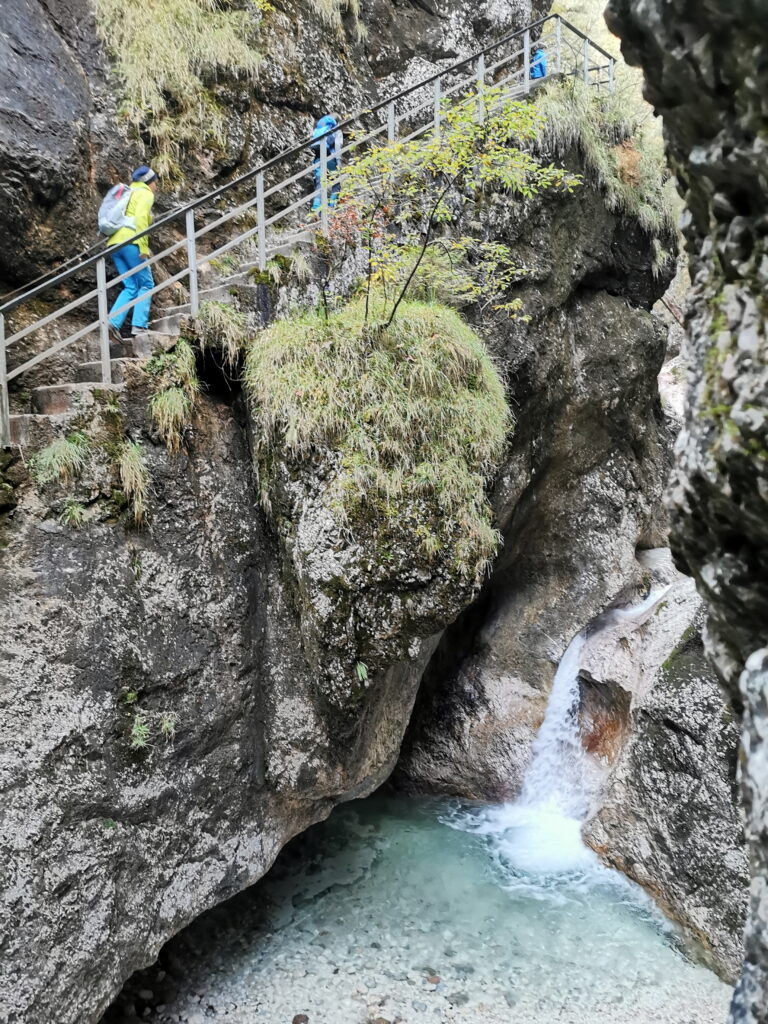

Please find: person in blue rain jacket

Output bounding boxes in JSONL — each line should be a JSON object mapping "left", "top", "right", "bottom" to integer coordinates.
{"left": 530, "top": 46, "right": 547, "bottom": 80}
{"left": 310, "top": 114, "right": 343, "bottom": 213}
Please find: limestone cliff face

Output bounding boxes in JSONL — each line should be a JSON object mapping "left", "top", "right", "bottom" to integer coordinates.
{"left": 604, "top": 2, "right": 768, "bottom": 1020}
{"left": 0, "top": 379, "right": 443, "bottom": 1024}
{"left": 396, "top": 163, "right": 674, "bottom": 801}
{"left": 394, "top": 133, "right": 749, "bottom": 978}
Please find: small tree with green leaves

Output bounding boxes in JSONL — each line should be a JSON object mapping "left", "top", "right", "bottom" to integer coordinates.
{"left": 327, "top": 84, "right": 580, "bottom": 326}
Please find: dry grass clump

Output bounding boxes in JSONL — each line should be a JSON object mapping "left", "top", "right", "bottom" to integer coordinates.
{"left": 310, "top": 0, "right": 365, "bottom": 40}
{"left": 147, "top": 338, "right": 200, "bottom": 451}
{"left": 245, "top": 298, "right": 511, "bottom": 580}
{"left": 534, "top": 78, "right": 679, "bottom": 247}
{"left": 193, "top": 300, "right": 249, "bottom": 369}
{"left": 117, "top": 441, "right": 151, "bottom": 524}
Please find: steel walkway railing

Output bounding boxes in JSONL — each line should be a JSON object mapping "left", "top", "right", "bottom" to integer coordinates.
{"left": 0, "top": 13, "right": 615, "bottom": 445}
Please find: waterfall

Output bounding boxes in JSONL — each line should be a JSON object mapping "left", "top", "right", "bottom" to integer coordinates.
{"left": 472, "top": 586, "right": 672, "bottom": 875}
{"left": 518, "top": 631, "right": 589, "bottom": 819}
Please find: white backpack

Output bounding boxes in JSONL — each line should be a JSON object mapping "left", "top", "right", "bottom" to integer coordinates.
{"left": 98, "top": 183, "right": 136, "bottom": 236}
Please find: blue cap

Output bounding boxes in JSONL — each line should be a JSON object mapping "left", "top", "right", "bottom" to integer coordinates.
{"left": 132, "top": 165, "right": 157, "bottom": 183}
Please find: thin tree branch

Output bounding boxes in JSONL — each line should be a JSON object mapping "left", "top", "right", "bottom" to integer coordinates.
{"left": 384, "top": 176, "right": 456, "bottom": 329}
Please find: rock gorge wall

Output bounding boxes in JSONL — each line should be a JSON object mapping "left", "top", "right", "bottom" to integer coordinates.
{"left": 0, "top": 0, "right": 754, "bottom": 1021}
{"left": 604, "top": 2, "right": 768, "bottom": 1020}
{"left": 0, "top": 379, "right": 443, "bottom": 1024}
{"left": 0, "top": 95, "right": 685, "bottom": 1024}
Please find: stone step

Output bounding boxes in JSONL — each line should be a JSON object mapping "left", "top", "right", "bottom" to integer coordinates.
{"left": 31, "top": 382, "right": 122, "bottom": 416}
{"left": 108, "top": 331, "right": 176, "bottom": 359}
{"left": 8, "top": 414, "right": 69, "bottom": 448}
{"left": 74, "top": 358, "right": 138, "bottom": 385}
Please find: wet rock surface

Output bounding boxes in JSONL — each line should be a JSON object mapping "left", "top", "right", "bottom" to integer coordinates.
{"left": 583, "top": 553, "right": 748, "bottom": 984}
{"left": 605, "top": 1, "right": 768, "bottom": 1019}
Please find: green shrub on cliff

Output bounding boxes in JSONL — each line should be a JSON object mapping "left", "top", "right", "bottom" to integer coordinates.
{"left": 328, "top": 85, "right": 579, "bottom": 328}
{"left": 245, "top": 298, "right": 510, "bottom": 579}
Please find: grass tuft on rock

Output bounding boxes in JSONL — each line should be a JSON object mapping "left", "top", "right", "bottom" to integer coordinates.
{"left": 534, "top": 78, "right": 679, "bottom": 241}
{"left": 193, "top": 300, "right": 249, "bottom": 369}
{"left": 94, "top": 0, "right": 264, "bottom": 178}
{"left": 147, "top": 338, "right": 200, "bottom": 451}
{"left": 245, "top": 298, "right": 511, "bottom": 579}
{"left": 59, "top": 498, "right": 86, "bottom": 529}
{"left": 117, "top": 441, "right": 151, "bottom": 525}
{"left": 30, "top": 432, "right": 90, "bottom": 485}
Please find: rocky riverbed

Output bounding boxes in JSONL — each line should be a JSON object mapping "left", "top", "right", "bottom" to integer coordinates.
{"left": 103, "top": 794, "right": 731, "bottom": 1024}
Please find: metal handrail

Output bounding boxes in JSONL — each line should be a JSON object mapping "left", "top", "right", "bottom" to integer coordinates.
{"left": 0, "top": 14, "right": 615, "bottom": 444}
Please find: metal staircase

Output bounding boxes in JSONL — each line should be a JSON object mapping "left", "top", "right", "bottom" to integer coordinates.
{"left": 0, "top": 14, "right": 615, "bottom": 447}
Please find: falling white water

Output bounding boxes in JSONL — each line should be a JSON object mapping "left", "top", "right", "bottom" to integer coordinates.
{"left": 490, "top": 626, "right": 595, "bottom": 875}
{"left": 449, "top": 586, "right": 673, "bottom": 876}
{"left": 519, "top": 630, "right": 590, "bottom": 817}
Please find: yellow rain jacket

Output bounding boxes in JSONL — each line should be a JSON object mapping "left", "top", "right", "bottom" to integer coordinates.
{"left": 109, "top": 181, "right": 155, "bottom": 257}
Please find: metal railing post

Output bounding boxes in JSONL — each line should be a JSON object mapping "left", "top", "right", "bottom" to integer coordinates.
{"left": 387, "top": 101, "right": 396, "bottom": 142}
{"left": 434, "top": 77, "right": 442, "bottom": 131}
{"left": 95, "top": 257, "right": 112, "bottom": 385}
{"left": 555, "top": 16, "right": 562, "bottom": 74}
{"left": 609, "top": 57, "right": 615, "bottom": 93}
{"left": 476, "top": 53, "right": 486, "bottom": 121}
{"left": 319, "top": 136, "right": 330, "bottom": 236}
{"left": 0, "top": 315, "right": 9, "bottom": 447}
{"left": 185, "top": 209, "right": 199, "bottom": 316}
{"left": 256, "top": 171, "right": 266, "bottom": 271}
{"left": 524, "top": 29, "right": 531, "bottom": 94}
{"left": 583, "top": 36, "right": 589, "bottom": 84}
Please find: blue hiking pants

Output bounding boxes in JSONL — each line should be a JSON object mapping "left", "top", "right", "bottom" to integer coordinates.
{"left": 311, "top": 158, "right": 340, "bottom": 212}
{"left": 109, "top": 244, "right": 154, "bottom": 331}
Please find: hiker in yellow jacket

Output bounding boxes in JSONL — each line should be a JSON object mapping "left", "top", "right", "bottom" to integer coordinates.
{"left": 108, "top": 166, "right": 158, "bottom": 340}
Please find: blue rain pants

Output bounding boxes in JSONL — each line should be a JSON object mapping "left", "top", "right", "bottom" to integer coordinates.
{"left": 109, "top": 243, "right": 154, "bottom": 331}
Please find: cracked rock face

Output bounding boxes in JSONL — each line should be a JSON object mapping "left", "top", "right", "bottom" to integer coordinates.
{"left": 604, "top": 1, "right": 768, "bottom": 1019}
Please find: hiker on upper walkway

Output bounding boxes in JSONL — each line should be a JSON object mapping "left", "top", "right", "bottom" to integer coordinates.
{"left": 530, "top": 46, "right": 547, "bottom": 80}
{"left": 107, "top": 166, "right": 158, "bottom": 341}
{"left": 310, "top": 114, "right": 343, "bottom": 214}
